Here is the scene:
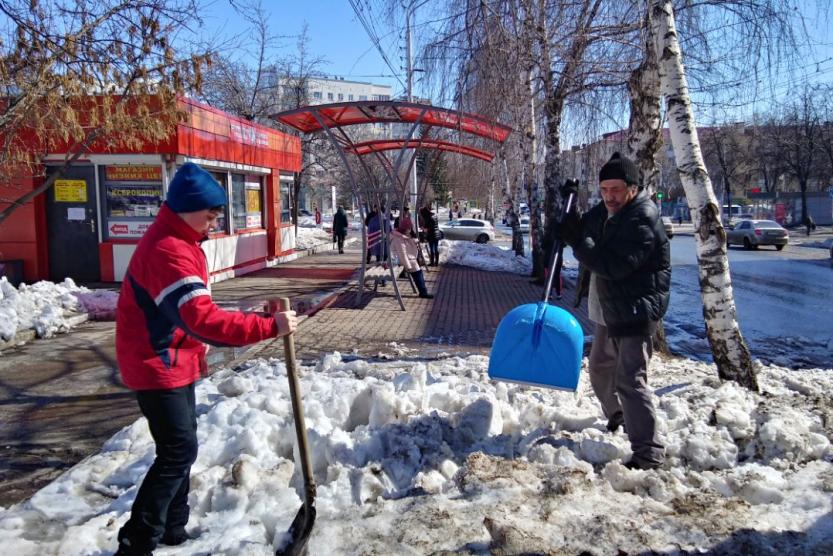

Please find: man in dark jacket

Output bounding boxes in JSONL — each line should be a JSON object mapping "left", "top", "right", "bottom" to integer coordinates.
{"left": 419, "top": 202, "right": 440, "bottom": 266}
{"left": 333, "top": 205, "right": 349, "bottom": 253}
{"left": 558, "top": 152, "right": 670, "bottom": 470}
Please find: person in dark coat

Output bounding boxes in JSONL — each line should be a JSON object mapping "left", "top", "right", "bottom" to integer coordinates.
{"left": 333, "top": 205, "right": 349, "bottom": 254}
{"left": 556, "top": 152, "right": 670, "bottom": 471}
{"left": 419, "top": 203, "right": 440, "bottom": 266}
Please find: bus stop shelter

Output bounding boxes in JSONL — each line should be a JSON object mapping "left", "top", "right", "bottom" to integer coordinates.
{"left": 272, "top": 101, "right": 511, "bottom": 309}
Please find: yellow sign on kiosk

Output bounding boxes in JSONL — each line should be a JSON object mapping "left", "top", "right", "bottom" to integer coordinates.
{"left": 54, "top": 180, "right": 88, "bottom": 202}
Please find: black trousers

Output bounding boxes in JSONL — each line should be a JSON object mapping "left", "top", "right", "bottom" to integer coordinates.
{"left": 118, "top": 383, "right": 198, "bottom": 552}
{"left": 336, "top": 233, "right": 346, "bottom": 253}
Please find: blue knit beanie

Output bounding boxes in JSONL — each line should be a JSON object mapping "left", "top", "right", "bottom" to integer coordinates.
{"left": 166, "top": 162, "right": 227, "bottom": 213}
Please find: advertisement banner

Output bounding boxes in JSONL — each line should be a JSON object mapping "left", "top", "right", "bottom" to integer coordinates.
{"left": 106, "top": 184, "right": 163, "bottom": 218}
{"left": 107, "top": 220, "right": 154, "bottom": 238}
{"left": 55, "top": 180, "right": 87, "bottom": 202}
{"left": 105, "top": 165, "right": 162, "bottom": 182}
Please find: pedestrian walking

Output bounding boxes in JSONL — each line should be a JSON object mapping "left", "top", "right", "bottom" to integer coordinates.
{"left": 333, "top": 205, "right": 349, "bottom": 254}
{"left": 555, "top": 152, "right": 670, "bottom": 470}
{"left": 113, "top": 162, "right": 298, "bottom": 556}
{"left": 805, "top": 215, "right": 815, "bottom": 236}
{"left": 390, "top": 227, "right": 434, "bottom": 299}
{"left": 314, "top": 205, "right": 321, "bottom": 226}
{"left": 419, "top": 203, "right": 440, "bottom": 266}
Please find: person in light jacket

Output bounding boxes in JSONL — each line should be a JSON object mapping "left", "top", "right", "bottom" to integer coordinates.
{"left": 390, "top": 228, "right": 433, "bottom": 299}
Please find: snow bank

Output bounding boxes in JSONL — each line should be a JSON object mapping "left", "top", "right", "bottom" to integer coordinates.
{"left": 0, "top": 277, "right": 118, "bottom": 342}
{"left": 2, "top": 352, "right": 831, "bottom": 554}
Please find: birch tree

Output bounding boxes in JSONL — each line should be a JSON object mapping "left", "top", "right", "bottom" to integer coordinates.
{"left": 650, "top": 0, "right": 757, "bottom": 390}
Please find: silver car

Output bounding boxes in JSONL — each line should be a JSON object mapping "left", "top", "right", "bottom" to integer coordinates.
{"left": 726, "top": 219, "right": 789, "bottom": 250}
{"left": 439, "top": 218, "right": 496, "bottom": 243}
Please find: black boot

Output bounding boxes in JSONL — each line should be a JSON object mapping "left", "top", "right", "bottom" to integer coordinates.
{"left": 413, "top": 270, "right": 434, "bottom": 298}
{"left": 161, "top": 527, "right": 192, "bottom": 546}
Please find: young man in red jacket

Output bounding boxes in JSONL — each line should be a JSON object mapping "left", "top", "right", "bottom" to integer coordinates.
{"left": 115, "top": 162, "right": 297, "bottom": 555}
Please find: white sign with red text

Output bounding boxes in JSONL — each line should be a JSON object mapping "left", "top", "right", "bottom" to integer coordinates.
{"left": 108, "top": 220, "right": 153, "bottom": 238}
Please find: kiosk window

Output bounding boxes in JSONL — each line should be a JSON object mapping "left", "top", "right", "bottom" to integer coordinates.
{"left": 280, "top": 175, "right": 293, "bottom": 223}
{"left": 208, "top": 171, "right": 229, "bottom": 234}
{"left": 100, "top": 165, "right": 163, "bottom": 240}
{"left": 232, "top": 173, "right": 263, "bottom": 231}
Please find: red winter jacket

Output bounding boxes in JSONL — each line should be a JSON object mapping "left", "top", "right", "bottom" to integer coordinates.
{"left": 116, "top": 204, "right": 278, "bottom": 390}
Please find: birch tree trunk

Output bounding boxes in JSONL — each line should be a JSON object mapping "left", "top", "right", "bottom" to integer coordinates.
{"left": 651, "top": 0, "right": 758, "bottom": 391}
{"left": 627, "top": 9, "right": 669, "bottom": 355}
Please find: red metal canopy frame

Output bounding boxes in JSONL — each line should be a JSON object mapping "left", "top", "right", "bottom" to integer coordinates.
{"left": 272, "top": 101, "right": 511, "bottom": 310}
{"left": 347, "top": 139, "right": 495, "bottom": 163}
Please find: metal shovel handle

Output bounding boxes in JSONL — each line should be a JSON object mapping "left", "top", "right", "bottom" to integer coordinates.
{"left": 543, "top": 189, "right": 577, "bottom": 305}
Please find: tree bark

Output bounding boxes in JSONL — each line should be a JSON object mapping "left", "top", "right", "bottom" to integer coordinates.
{"left": 627, "top": 8, "right": 669, "bottom": 355}
{"left": 651, "top": 0, "right": 758, "bottom": 391}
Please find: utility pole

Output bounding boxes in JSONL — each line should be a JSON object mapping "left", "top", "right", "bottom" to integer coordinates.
{"left": 404, "top": 1, "right": 428, "bottom": 216}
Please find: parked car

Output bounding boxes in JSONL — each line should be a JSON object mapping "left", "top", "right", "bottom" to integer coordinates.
{"left": 439, "top": 218, "right": 496, "bottom": 243}
{"left": 726, "top": 219, "right": 789, "bottom": 250}
{"left": 661, "top": 216, "right": 674, "bottom": 239}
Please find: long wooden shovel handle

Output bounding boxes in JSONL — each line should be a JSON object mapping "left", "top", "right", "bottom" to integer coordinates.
{"left": 279, "top": 298, "right": 316, "bottom": 509}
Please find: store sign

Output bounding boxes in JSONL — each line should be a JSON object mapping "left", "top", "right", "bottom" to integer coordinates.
{"left": 105, "top": 165, "right": 162, "bottom": 182}
{"left": 108, "top": 220, "right": 153, "bottom": 238}
{"left": 230, "top": 122, "right": 269, "bottom": 147}
{"left": 55, "top": 180, "right": 87, "bottom": 202}
{"left": 106, "top": 185, "right": 163, "bottom": 218}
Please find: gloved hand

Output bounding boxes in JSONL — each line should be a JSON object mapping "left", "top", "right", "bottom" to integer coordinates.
{"left": 560, "top": 179, "right": 579, "bottom": 198}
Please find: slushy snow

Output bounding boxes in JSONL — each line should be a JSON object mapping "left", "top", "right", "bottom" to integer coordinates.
{"left": 0, "top": 351, "right": 831, "bottom": 554}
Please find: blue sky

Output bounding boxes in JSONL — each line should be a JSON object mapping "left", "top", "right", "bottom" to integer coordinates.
{"left": 200, "top": 1, "right": 409, "bottom": 96}
{"left": 196, "top": 0, "right": 832, "bottom": 122}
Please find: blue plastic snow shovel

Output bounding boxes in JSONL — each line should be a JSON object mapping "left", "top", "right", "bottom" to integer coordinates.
{"left": 488, "top": 185, "right": 584, "bottom": 391}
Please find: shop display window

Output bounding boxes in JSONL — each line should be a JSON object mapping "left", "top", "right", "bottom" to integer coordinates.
{"left": 100, "top": 165, "right": 163, "bottom": 240}
{"left": 231, "top": 173, "right": 264, "bottom": 231}
{"left": 208, "top": 171, "right": 230, "bottom": 234}
{"left": 280, "top": 174, "right": 293, "bottom": 223}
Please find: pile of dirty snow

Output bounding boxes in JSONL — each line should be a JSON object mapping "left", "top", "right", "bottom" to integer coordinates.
{"left": 0, "top": 277, "right": 117, "bottom": 342}
{"left": 1, "top": 352, "right": 831, "bottom": 554}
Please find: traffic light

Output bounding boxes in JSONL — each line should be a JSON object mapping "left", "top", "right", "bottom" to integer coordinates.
{"left": 657, "top": 191, "right": 664, "bottom": 200}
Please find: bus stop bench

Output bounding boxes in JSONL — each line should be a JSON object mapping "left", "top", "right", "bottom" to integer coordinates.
{"left": 363, "top": 265, "right": 416, "bottom": 293}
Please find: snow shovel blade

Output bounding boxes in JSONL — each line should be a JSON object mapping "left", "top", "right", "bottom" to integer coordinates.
{"left": 488, "top": 301, "right": 583, "bottom": 391}
{"left": 276, "top": 505, "right": 317, "bottom": 556}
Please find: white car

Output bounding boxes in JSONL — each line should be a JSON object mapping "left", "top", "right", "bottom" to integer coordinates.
{"left": 519, "top": 215, "right": 530, "bottom": 233}
{"left": 439, "top": 218, "right": 496, "bottom": 243}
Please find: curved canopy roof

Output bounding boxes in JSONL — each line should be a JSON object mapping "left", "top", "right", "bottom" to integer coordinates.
{"left": 346, "top": 139, "right": 495, "bottom": 162}
{"left": 273, "top": 101, "right": 512, "bottom": 143}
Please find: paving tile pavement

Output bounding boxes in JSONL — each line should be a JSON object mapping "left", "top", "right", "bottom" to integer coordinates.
{"left": 245, "top": 246, "right": 593, "bottom": 361}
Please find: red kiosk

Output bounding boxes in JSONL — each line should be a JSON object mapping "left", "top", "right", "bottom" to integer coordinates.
{"left": 0, "top": 97, "right": 301, "bottom": 285}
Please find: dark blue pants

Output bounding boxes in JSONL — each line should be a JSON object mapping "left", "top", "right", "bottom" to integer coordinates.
{"left": 426, "top": 239, "right": 439, "bottom": 264}
{"left": 118, "top": 383, "right": 198, "bottom": 552}
{"left": 412, "top": 269, "right": 429, "bottom": 296}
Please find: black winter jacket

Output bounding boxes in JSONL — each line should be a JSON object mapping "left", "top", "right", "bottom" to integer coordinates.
{"left": 572, "top": 190, "right": 670, "bottom": 337}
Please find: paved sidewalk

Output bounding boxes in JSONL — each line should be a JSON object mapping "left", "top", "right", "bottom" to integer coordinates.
{"left": 0, "top": 240, "right": 590, "bottom": 506}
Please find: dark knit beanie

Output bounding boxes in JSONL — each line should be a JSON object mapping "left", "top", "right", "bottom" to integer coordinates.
{"left": 599, "top": 152, "right": 640, "bottom": 186}
{"left": 166, "top": 162, "right": 227, "bottom": 213}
